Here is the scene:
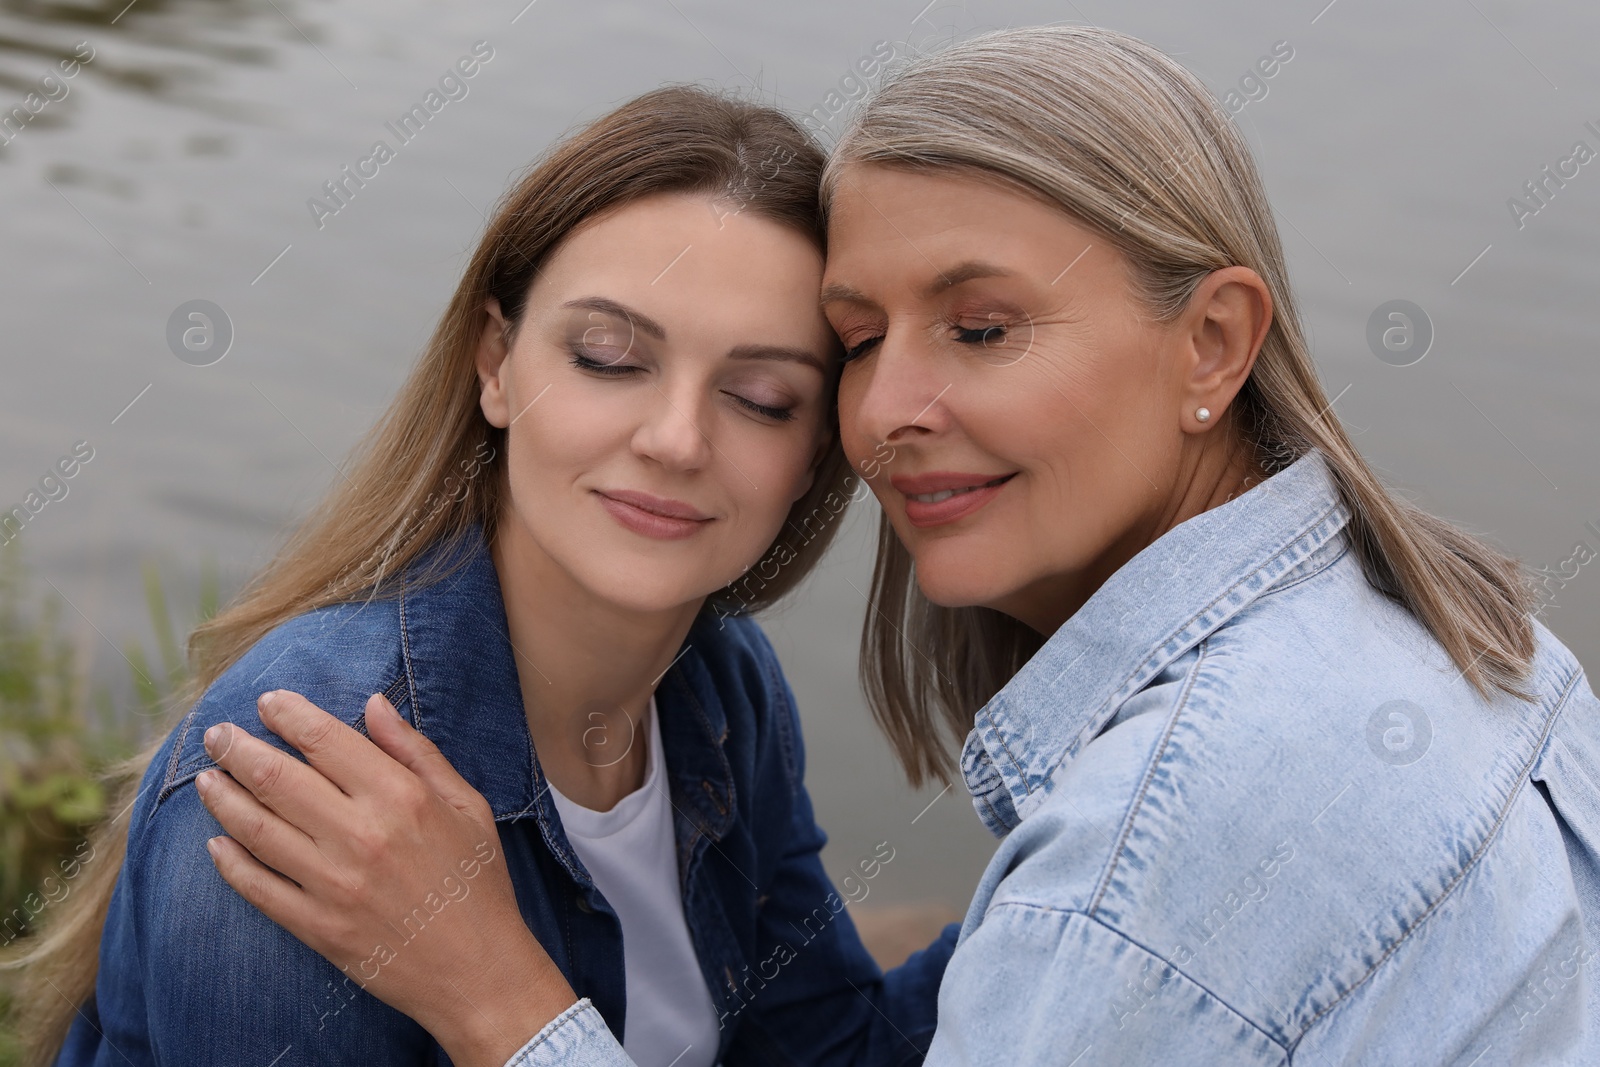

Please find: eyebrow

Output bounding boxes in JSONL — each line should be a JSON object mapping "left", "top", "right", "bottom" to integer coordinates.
{"left": 929, "top": 261, "right": 1017, "bottom": 294}
{"left": 819, "top": 260, "right": 1018, "bottom": 308}
{"left": 561, "top": 296, "right": 825, "bottom": 372}
{"left": 561, "top": 296, "right": 667, "bottom": 340}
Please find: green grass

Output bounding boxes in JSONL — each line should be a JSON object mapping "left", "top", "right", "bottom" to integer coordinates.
{"left": 0, "top": 542, "right": 217, "bottom": 1063}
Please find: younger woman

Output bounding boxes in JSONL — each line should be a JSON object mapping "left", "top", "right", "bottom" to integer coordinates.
{"left": 13, "top": 86, "right": 954, "bottom": 1067}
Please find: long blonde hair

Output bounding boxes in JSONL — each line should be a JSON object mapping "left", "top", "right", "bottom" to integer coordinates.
{"left": 822, "top": 26, "right": 1536, "bottom": 787}
{"left": 6, "top": 84, "right": 851, "bottom": 1064}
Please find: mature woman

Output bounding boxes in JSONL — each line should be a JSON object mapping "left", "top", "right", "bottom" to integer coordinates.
{"left": 166, "top": 24, "right": 1600, "bottom": 1066}
{"left": 11, "top": 87, "right": 954, "bottom": 1067}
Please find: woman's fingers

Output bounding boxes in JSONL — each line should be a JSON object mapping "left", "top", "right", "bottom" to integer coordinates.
{"left": 203, "top": 834, "right": 331, "bottom": 954}
{"left": 255, "top": 689, "right": 384, "bottom": 797}
{"left": 203, "top": 716, "right": 346, "bottom": 837}
{"left": 363, "top": 693, "right": 492, "bottom": 819}
{"left": 196, "top": 769, "right": 328, "bottom": 892}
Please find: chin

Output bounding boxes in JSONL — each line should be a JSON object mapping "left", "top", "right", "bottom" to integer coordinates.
{"left": 908, "top": 551, "right": 1013, "bottom": 612}
{"left": 574, "top": 557, "right": 718, "bottom": 617}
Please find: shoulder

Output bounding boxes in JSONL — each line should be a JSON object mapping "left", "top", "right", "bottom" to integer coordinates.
{"left": 143, "top": 595, "right": 408, "bottom": 822}
{"left": 994, "top": 538, "right": 1592, "bottom": 1044}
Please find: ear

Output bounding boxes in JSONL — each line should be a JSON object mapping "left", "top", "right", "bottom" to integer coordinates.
{"left": 475, "top": 298, "right": 515, "bottom": 429}
{"left": 1177, "top": 266, "right": 1273, "bottom": 434}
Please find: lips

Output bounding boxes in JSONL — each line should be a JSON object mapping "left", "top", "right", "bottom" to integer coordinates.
{"left": 594, "top": 489, "right": 712, "bottom": 540}
{"left": 889, "top": 471, "right": 1017, "bottom": 528}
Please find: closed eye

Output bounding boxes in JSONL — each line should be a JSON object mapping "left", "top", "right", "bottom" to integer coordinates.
{"left": 569, "top": 350, "right": 637, "bottom": 376}
{"left": 728, "top": 394, "right": 796, "bottom": 422}
{"left": 954, "top": 324, "right": 1006, "bottom": 345}
{"left": 841, "top": 336, "right": 881, "bottom": 364}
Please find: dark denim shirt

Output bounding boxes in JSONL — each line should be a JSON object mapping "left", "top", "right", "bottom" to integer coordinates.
{"left": 57, "top": 524, "right": 956, "bottom": 1066}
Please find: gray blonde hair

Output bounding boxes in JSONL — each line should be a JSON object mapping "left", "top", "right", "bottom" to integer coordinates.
{"left": 821, "top": 25, "right": 1535, "bottom": 786}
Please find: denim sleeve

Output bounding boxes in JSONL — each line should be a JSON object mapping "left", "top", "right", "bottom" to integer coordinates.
{"left": 502, "top": 1000, "right": 628, "bottom": 1066}
{"left": 924, "top": 903, "right": 1287, "bottom": 1065}
{"left": 98, "top": 778, "right": 434, "bottom": 1064}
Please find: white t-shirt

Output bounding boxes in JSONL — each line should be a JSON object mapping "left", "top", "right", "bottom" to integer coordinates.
{"left": 547, "top": 697, "right": 720, "bottom": 1067}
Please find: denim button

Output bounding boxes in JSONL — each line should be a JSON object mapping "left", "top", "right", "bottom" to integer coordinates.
{"left": 575, "top": 893, "right": 596, "bottom": 914}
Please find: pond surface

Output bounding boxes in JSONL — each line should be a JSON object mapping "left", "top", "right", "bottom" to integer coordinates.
{"left": 3, "top": 0, "right": 1598, "bottom": 921}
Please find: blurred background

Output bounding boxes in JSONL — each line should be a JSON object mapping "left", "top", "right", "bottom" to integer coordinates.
{"left": 1, "top": 0, "right": 1598, "bottom": 1052}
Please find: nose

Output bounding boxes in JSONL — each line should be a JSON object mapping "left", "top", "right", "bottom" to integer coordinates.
{"left": 842, "top": 326, "right": 951, "bottom": 449}
{"left": 631, "top": 380, "right": 713, "bottom": 473}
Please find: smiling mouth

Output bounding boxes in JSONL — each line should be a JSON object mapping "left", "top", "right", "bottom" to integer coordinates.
{"left": 906, "top": 474, "right": 1014, "bottom": 504}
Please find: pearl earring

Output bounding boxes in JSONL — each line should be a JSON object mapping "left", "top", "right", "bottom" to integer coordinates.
{"left": 1195, "top": 406, "right": 1211, "bottom": 423}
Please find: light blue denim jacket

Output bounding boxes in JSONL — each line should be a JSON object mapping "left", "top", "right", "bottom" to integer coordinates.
{"left": 516, "top": 451, "right": 1600, "bottom": 1066}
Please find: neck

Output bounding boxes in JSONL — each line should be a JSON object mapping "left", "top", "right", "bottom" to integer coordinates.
{"left": 490, "top": 518, "right": 702, "bottom": 812}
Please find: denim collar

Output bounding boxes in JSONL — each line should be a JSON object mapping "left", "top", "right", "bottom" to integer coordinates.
{"left": 960, "top": 451, "right": 1353, "bottom": 837}
{"left": 394, "top": 523, "right": 737, "bottom": 885}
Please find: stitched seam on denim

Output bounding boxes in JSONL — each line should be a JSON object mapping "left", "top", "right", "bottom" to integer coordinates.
{"left": 512, "top": 997, "right": 598, "bottom": 1058}
{"left": 678, "top": 826, "right": 703, "bottom": 898}
{"left": 1088, "top": 640, "right": 1209, "bottom": 918}
{"left": 1110, "top": 503, "right": 1343, "bottom": 691}
{"left": 988, "top": 701, "right": 1034, "bottom": 799}
{"left": 153, "top": 710, "right": 203, "bottom": 819}
{"left": 970, "top": 704, "right": 1010, "bottom": 781}
{"left": 352, "top": 676, "right": 414, "bottom": 739}
{"left": 752, "top": 630, "right": 801, "bottom": 797}
{"left": 673, "top": 662, "right": 738, "bottom": 837}
{"left": 986, "top": 901, "right": 1291, "bottom": 1056}
{"left": 975, "top": 790, "right": 1005, "bottom": 834}
{"left": 396, "top": 570, "right": 422, "bottom": 732}
{"left": 1038, "top": 503, "right": 1343, "bottom": 797}
{"left": 1289, "top": 665, "right": 1580, "bottom": 1048}
{"left": 401, "top": 560, "right": 544, "bottom": 827}
{"left": 1100, "top": 503, "right": 1343, "bottom": 702}
{"left": 656, "top": 673, "right": 753, "bottom": 898}
{"left": 530, "top": 753, "right": 587, "bottom": 879}
{"left": 380, "top": 674, "right": 409, "bottom": 712}
{"left": 157, "top": 673, "right": 412, "bottom": 814}
{"left": 1255, "top": 540, "right": 1350, "bottom": 599}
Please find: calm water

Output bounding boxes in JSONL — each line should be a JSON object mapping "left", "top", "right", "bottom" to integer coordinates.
{"left": 3, "top": 0, "right": 1598, "bottom": 919}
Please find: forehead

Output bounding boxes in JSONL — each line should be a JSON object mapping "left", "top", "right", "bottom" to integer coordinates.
{"left": 550, "top": 192, "right": 823, "bottom": 281}
{"left": 524, "top": 193, "right": 835, "bottom": 351}
{"left": 822, "top": 165, "right": 1119, "bottom": 296}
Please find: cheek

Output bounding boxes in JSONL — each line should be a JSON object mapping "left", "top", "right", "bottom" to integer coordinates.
{"left": 506, "top": 386, "right": 622, "bottom": 488}
{"left": 836, "top": 368, "right": 874, "bottom": 468}
{"left": 718, "top": 423, "right": 826, "bottom": 565}
{"left": 736, "top": 424, "right": 819, "bottom": 515}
